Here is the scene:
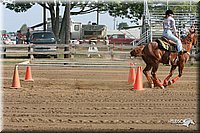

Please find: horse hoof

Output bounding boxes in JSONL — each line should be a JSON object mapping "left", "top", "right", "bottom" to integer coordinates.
{"left": 163, "top": 82, "right": 168, "bottom": 87}
{"left": 160, "top": 86, "right": 165, "bottom": 89}
{"left": 168, "top": 80, "right": 172, "bottom": 85}
{"left": 150, "top": 84, "right": 154, "bottom": 88}
{"left": 163, "top": 84, "right": 167, "bottom": 87}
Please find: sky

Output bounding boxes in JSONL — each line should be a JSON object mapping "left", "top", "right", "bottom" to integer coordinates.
{"left": 1, "top": 0, "right": 198, "bottom": 32}
{"left": 0, "top": 2, "right": 137, "bottom": 32}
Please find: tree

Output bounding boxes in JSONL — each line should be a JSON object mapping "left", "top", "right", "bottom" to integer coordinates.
{"left": 107, "top": 1, "right": 143, "bottom": 19}
{"left": 3, "top": 1, "right": 144, "bottom": 44}
{"left": 20, "top": 24, "right": 28, "bottom": 34}
{"left": 3, "top": 1, "right": 108, "bottom": 44}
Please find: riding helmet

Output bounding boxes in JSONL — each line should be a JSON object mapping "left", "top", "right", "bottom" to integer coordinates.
{"left": 165, "top": 9, "right": 174, "bottom": 15}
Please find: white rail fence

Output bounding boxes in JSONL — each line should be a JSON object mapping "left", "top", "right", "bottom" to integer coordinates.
{"left": 0, "top": 44, "right": 135, "bottom": 60}
{"left": 0, "top": 43, "right": 197, "bottom": 60}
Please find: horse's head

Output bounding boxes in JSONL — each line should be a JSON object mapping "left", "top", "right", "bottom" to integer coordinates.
{"left": 192, "top": 32, "right": 198, "bottom": 46}
{"left": 188, "top": 30, "right": 198, "bottom": 46}
{"left": 182, "top": 30, "right": 198, "bottom": 49}
{"left": 130, "top": 45, "right": 145, "bottom": 57}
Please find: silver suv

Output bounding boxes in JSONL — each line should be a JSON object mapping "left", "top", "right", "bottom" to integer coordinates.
{"left": 30, "top": 31, "right": 57, "bottom": 58}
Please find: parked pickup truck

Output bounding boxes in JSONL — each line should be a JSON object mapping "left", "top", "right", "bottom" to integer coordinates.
{"left": 108, "top": 34, "right": 135, "bottom": 45}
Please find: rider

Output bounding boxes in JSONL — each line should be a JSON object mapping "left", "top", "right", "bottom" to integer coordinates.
{"left": 162, "top": 9, "right": 184, "bottom": 55}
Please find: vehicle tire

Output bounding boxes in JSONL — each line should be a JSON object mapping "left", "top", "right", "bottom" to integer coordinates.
{"left": 3, "top": 54, "right": 6, "bottom": 58}
{"left": 33, "top": 54, "right": 37, "bottom": 58}
{"left": 3, "top": 48, "right": 6, "bottom": 58}
{"left": 54, "top": 55, "right": 57, "bottom": 58}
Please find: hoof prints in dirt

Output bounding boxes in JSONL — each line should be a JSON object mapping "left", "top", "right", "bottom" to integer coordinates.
{"left": 3, "top": 65, "right": 198, "bottom": 130}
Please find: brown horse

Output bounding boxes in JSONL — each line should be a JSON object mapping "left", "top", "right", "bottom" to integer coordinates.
{"left": 130, "top": 31, "right": 198, "bottom": 89}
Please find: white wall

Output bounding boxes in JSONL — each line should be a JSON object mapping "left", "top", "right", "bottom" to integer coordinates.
{"left": 107, "top": 28, "right": 141, "bottom": 39}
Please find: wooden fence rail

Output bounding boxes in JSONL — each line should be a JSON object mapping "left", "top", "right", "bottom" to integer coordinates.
{"left": 0, "top": 43, "right": 135, "bottom": 59}
{"left": 0, "top": 43, "right": 197, "bottom": 60}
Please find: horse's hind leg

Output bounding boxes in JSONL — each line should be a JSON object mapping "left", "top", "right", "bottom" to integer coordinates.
{"left": 143, "top": 64, "right": 154, "bottom": 88}
{"left": 151, "top": 63, "right": 164, "bottom": 89}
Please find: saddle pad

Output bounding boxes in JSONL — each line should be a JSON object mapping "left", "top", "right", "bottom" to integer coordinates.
{"left": 156, "top": 39, "right": 169, "bottom": 50}
{"left": 156, "top": 39, "right": 177, "bottom": 52}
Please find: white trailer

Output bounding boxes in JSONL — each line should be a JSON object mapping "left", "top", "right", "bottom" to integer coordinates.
{"left": 71, "top": 22, "right": 108, "bottom": 45}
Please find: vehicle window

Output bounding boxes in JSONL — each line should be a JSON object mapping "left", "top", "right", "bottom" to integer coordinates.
{"left": 84, "top": 31, "right": 101, "bottom": 35}
{"left": 118, "top": 35, "right": 125, "bottom": 38}
{"left": 112, "top": 35, "right": 118, "bottom": 39}
{"left": 74, "top": 25, "right": 80, "bottom": 31}
{"left": 32, "top": 33, "right": 55, "bottom": 39}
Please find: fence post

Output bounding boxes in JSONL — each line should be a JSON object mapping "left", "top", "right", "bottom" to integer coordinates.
{"left": 29, "top": 44, "right": 34, "bottom": 60}
{"left": 110, "top": 44, "right": 114, "bottom": 60}
{"left": 69, "top": 43, "right": 74, "bottom": 58}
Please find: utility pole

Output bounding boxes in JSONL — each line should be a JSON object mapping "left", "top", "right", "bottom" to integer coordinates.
{"left": 113, "top": 17, "right": 116, "bottom": 30}
{"left": 43, "top": 3, "right": 46, "bottom": 31}
{"left": 142, "top": 0, "right": 150, "bottom": 43}
{"left": 96, "top": 2, "right": 99, "bottom": 25}
{"left": 97, "top": 10, "right": 99, "bottom": 25}
{"left": 166, "top": 0, "right": 168, "bottom": 10}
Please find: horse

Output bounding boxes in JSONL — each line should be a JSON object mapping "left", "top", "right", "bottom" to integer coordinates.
{"left": 130, "top": 30, "right": 198, "bottom": 89}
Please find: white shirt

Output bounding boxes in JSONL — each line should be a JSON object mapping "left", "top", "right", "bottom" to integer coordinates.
{"left": 163, "top": 16, "right": 177, "bottom": 35}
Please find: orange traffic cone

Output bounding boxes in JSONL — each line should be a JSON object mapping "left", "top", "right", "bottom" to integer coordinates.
{"left": 133, "top": 66, "right": 144, "bottom": 90}
{"left": 25, "top": 66, "right": 34, "bottom": 81}
{"left": 128, "top": 63, "right": 135, "bottom": 85}
{"left": 10, "top": 65, "right": 21, "bottom": 89}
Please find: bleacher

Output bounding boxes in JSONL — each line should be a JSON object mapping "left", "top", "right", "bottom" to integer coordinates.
{"left": 149, "top": 1, "right": 199, "bottom": 41}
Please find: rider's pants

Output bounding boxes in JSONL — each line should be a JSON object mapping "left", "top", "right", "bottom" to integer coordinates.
{"left": 162, "top": 29, "right": 182, "bottom": 52}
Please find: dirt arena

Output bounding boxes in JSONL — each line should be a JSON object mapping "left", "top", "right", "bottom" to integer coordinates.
{"left": 2, "top": 58, "right": 199, "bottom": 132}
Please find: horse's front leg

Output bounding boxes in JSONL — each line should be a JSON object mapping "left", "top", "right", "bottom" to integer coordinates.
{"left": 168, "top": 60, "right": 184, "bottom": 85}
{"left": 151, "top": 63, "right": 164, "bottom": 89}
{"left": 143, "top": 65, "right": 154, "bottom": 88}
{"left": 163, "top": 65, "right": 177, "bottom": 87}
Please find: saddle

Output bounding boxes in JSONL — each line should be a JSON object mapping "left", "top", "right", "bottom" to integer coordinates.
{"left": 156, "top": 37, "right": 184, "bottom": 65}
{"left": 156, "top": 37, "right": 177, "bottom": 52}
